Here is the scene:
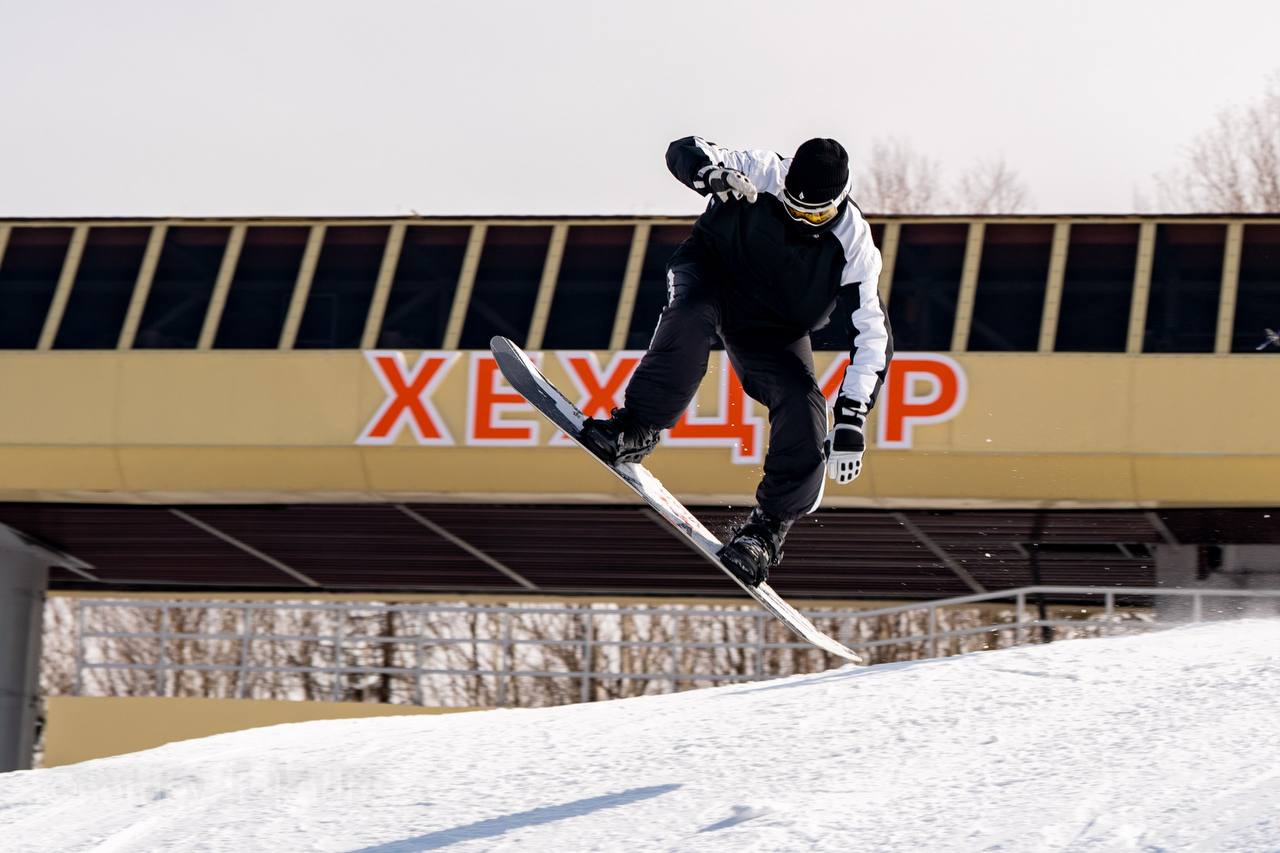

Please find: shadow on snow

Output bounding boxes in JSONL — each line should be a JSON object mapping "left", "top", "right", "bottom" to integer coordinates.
{"left": 347, "top": 784, "right": 683, "bottom": 852}
{"left": 726, "top": 657, "right": 947, "bottom": 695}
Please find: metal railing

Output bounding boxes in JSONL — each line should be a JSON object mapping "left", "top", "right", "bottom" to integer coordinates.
{"left": 68, "top": 586, "right": 1280, "bottom": 707}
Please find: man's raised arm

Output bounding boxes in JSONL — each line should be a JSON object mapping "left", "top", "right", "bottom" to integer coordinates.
{"left": 665, "top": 136, "right": 784, "bottom": 201}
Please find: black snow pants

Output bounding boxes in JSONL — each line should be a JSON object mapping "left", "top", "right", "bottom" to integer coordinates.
{"left": 624, "top": 249, "right": 827, "bottom": 521}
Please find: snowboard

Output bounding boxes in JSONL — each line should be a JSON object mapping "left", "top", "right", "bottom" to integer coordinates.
{"left": 489, "top": 336, "right": 863, "bottom": 664}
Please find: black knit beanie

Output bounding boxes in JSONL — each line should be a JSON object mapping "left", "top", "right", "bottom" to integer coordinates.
{"left": 785, "top": 138, "right": 850, "bottom": 205}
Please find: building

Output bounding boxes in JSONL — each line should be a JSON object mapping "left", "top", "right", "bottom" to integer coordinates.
{"left": 1, "top": 214, "right": 1278, "bottom": 766}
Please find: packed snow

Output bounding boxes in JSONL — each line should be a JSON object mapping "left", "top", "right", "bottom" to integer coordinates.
{"left": 3, "top": 621, "right": 1279, "bottom": 852}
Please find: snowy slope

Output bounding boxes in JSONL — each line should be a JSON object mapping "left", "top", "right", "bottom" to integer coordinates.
{"left": 3, "top": 621, "right": 1279, "bottom": 853}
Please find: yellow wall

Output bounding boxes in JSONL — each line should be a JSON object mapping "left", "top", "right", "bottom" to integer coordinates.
{"left": 41, "top": 696, "right": 480, "bottom": 767}
{"left": 1, "top": 351, "right": 1276, "bottom": 508}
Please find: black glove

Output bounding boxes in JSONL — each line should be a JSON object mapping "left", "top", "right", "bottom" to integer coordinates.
{"left": 825, "top": 396, "right": 868, "bottom": 484}
{"left": 698, "top": 166, "right": 758, "bottom": 203}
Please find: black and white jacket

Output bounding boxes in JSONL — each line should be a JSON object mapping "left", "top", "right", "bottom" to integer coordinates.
{"left": 667, "top": 136, "right": 893, "bottom": 408}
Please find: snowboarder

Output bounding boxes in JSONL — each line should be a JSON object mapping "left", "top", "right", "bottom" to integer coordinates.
{"left": 580, "top": 136, "right": 894, "bottom": 586}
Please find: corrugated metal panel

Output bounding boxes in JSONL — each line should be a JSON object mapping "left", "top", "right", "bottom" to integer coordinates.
{"left": 779, "top": 512, "right": 964, "bottom": 598}
{"left": 185, "top": 505, "right": 511, "bottom": 589}
{"left": 904, "top": 510, "right": 1160, "bottom": 590}
{"left": 2, "top": 503, "right": 1273, "bottom": 599}
{"left": 907, "top": 510, "right": 1164, "bottom": 543}
{"left": 409, "top": 504, "right": 725, "bottom": 591}
{"left": 1158, "top": 509, "right": 1280, "bottom": 544}
{"left": 0, "top": 505, "right": 287, "bottom": 586}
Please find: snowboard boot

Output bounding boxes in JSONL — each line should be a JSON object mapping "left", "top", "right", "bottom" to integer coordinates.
{"left": 579, "top": 407, "right": 661, "bottom": 466}
{"left": 719, "top": 507, "right": 793, "bottom": 587}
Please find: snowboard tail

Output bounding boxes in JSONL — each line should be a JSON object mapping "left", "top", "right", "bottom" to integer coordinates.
{"left": 489, "top": 336, "right": 862, "bottom": 664}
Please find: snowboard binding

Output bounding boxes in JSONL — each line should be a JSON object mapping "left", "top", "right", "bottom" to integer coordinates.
{"left": 719, "top": 507, "right": 793, "bottom": 587}
{"left": 579, "top": 407, "right": 660, "bottom": 466}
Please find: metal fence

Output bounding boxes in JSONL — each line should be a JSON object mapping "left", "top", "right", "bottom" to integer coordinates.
{"left": 67, "top": 586, "right": 1280, "bottom": 707}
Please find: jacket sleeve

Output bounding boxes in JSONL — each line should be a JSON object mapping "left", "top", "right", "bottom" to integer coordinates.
{"left": 833, "top": 211, "right": 893, "bottom": 409}
{"left": 665, "top": 136, "right": 786, "bottom": 196}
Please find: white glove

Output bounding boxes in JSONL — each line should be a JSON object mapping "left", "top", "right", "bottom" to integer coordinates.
{"left": 700, "top": 166, "right": 758, "bottom": 203}
{"left": 825, "top": 396, "right": 868, "bottom": 484}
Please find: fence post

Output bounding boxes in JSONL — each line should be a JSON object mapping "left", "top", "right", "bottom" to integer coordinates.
{"left": 1015, "top": 592, "right": 1027, "bottom": 645}
{"left": 497, "top": 610, "right": 511, "bottom": 708}
{"left": 580, "top": 609, "right": 593, "bottom": 704}
{"left": 73, "top": 599, "right": 84, "bottom": 697}
{"left": 331, "top": 610, "right": 344, "bottom": 702}
{"left": 755, "top": 613, "right": 767, "bottom": 679}
{"left": 839, "top": 611, "right": 860, "bottom": 661}
{"left": 157, "top": 606, "right": 169, "bottom": 697}
{"left": 928, "top": 605, "right": 938, "bottom": 658}
{"left": 668, "top": 612, "right": 683, "bottom": 693}
{"left": 413, "top": 607, "right": 426, "bottom": 707}
{"left": 236, "top": 603, "right": 253, "bottom": 699}
{"left": 1192, "top": 592, "right": 1203, "bottom": 623}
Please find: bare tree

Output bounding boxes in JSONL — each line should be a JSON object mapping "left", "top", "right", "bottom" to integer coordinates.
{"left": 855, "top": 138, "right": 1032, "bottom": 214}
{"left": 856, "top": 138, "right": 946, "bottom": 214}
{"left": 954, "top": 156, "right": 1031, "bottom": 213}
{"left": 1155, "top": 72, "right": 1280, "bottom": 212}
{"left": 40, "top": 598, "right": 78, "bottom": 697}
{"left": 45, "top": 596, "right": 1156, "bottom": 714}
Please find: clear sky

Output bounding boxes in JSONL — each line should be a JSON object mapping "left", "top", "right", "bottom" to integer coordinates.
{"left": 2, "top": 0, "right": 1278, "bottom": 216}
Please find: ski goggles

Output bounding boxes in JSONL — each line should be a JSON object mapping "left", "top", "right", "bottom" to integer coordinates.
{"left": 782, "top": 187, "right": 848, "bottom": 227}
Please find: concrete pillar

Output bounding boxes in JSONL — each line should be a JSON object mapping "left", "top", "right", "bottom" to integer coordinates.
{"left": 0, "top": 525, "right": 47, "bottom": 772}
{"left": 1156, "top": 544, "right": 1280, "bottom": 622}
